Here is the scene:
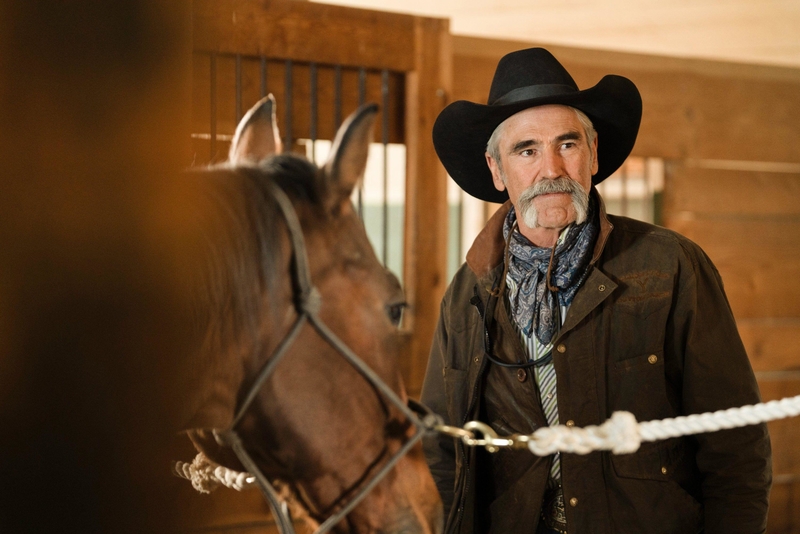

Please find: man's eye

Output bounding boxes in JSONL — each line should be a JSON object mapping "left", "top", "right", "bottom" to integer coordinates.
{"left": 386, "top": 302, "right": 407, "bottom": 326}
{"left": 521, "top": 149, "right": 534, "bottom": 156}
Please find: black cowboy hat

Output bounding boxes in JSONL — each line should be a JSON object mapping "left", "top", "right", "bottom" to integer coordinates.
{"left": 433, "top": 47, "right": 642, "bottom": 203}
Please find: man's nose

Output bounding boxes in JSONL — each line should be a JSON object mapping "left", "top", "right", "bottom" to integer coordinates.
{"left": 541, "top": 148, "right": 566, "bottom": 179}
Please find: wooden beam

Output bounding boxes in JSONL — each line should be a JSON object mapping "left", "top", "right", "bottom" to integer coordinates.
{"left": 193, "top": 0, "right": 416, "bottom": 71}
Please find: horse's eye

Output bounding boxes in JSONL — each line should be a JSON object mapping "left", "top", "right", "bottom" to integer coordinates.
{"left": 386, "top": 302, "right": 406, "bottom": 327}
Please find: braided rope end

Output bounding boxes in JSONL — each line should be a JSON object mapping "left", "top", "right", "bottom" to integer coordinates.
{"left": 173, "top": 452, "right": 255, "bottom": 494}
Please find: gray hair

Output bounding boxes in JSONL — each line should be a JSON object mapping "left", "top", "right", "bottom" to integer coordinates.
{"left": 485, "top": 106, "right": 597, "bottom": 182}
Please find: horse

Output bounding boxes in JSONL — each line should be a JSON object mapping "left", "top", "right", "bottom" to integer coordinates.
{"left": 178, "top": 95, "right": 443, "bottom": 534}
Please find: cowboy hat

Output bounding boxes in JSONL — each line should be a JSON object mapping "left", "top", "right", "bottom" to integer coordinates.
{"left": 433, "top": 47, "right": 642, "bottom": 203}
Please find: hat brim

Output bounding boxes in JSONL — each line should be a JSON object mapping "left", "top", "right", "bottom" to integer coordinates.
{"left": 433, "top": 75, "right": 642, "bottom": 203}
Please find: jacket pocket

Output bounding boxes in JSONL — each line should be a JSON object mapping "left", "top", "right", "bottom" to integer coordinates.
{"left": 611, "top": 438, "right": 682, "bottom": 481}
{"left": 611, "top": 350, "right": 674, "bottom": 422}
{"left": 611, "top": 439, "right": 703, "bottom": 529}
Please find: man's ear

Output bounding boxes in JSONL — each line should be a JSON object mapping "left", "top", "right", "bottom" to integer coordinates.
{"left": 486, "top": 152, "right": 506, "bottom": 192}
{"left": 590, "top": 133, "right": 599, "bottom": 176}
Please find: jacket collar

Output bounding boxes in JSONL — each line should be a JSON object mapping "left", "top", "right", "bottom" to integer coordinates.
{"left": 465, "top": 188, "right": 614, "bottom": 278}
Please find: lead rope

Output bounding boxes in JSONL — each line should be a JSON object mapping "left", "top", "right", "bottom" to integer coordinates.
{"left": 179, "top": 393, "right": 800, "bottom": 491}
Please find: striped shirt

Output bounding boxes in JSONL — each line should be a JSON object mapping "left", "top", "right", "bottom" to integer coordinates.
{"left": 504, "top": 227, "right": 570, "bottom": 485}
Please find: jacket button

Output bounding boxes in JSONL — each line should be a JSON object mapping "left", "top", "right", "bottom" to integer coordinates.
{"left": 517, "top": 368, "right": 527, "bottom": 382}
{"left": 474, "top": 356, "right": 480, "bottom": 363}
{"left": 661, "top": 466, "right": 668, "bottom": 474}
{"left": 648, "top": 354, "right": 658, "bottom": 364}
{"left": 598, "top": 284, "right": 606, "bottom": 292}
{"left": 565, "top": 420, "right": 575, "bottom": 427}
{"left": 569, "top": 497, "right": 578, "bottom": 507}
{"left": 556, "top": 344, "right": 566, "bottom": 353}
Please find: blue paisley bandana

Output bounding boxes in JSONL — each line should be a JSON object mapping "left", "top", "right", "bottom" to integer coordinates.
{"left": 503, "top": 198, "right": 598, "bottom": 344}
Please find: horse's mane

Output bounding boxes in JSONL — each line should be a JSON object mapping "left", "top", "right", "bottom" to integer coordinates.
{"left": 188, "top": 154, "right": 321, "bottom": 363}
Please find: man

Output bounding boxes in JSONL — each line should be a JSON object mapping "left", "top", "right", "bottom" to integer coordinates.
{"left": 421, "top": 47, "right": 771, "bottom": 534}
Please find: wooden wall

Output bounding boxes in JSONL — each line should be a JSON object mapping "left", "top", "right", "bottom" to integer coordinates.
{"left": 451, "top": 35, "right": 800, "bottom": 532}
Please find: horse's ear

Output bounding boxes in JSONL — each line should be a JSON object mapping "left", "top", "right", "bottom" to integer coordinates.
{"left": 228, "top": 94, "right": 283, "bottom": 165}
{"left": 322, "top": 103, "right": 378, "bottom": 211}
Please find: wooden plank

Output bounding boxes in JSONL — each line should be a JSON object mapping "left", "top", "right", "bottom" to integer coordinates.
{"left": 758, "top": 376, "right": 800, "bottom": 533}
{"left": 713, "top": 261, "right": 800, "bottom": 319}
{"left": 664, "top": 218, "right": 800, "bottom": 265}
{"left": 452, "top": 35, "right": 800, "bottom": 163}
{"left": 757, "top": 375, "right": 800, "bottom": 476}
{"left": 403, "top": 16, "right": 451, "bottom": 397}
{"left": 664, "top": 166, "right": 800, "bottom": 218}
{"left": 193, "top": 0, "right": 416, "bottom": 71}
{"left": 766, "top": 477, "right": 800, "bottom": 534}
{"left": 739, "top": 319, "right": 800, "bottom": 373}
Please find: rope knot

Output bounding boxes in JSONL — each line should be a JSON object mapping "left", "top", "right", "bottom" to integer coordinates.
{"left": 605, "top": 411, "right": 641, "bottom": 454}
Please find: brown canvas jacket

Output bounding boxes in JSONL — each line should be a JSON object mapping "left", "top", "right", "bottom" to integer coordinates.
{"left": 421, "top": 194, "right": 772, "bottom": 534}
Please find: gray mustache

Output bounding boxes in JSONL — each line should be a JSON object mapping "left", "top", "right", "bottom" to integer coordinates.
{"left": 517, "top": 177, "right": 590, "bottom": 228}
{"left": 531, "top": 177, "right": 584, "bottom": 197}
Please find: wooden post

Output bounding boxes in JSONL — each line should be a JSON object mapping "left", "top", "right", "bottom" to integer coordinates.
{"left": 403, "top": 17, "right": 452, "bottom": 397}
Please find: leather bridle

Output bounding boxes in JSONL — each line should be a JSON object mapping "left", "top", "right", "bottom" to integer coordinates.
{"left": 212, "top": 170, "right": 439, "bottom": 534}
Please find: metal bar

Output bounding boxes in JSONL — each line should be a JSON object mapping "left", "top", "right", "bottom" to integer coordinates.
{"left": 381, "top": 69, "right": 390, "bottom": 266}
{"left": 260, "top": 56, "right": 267, "bottom": 97}
{"left": 357, "top": 67, "right": 367, "bottom": 219}
{"left": 210, "top": 53, "right": 217, "bottom": 162}
{"left": 334, "top": 65, "right": 342, "bottom": 129}
{"left": 358, "top": 67, "right": 367, "bottom": 105}
{"left": 235, "top": 54, "right": 242, "bottom": 122}
{"left": 310, "top": 62, "right": 318, "bottom": 160}
{"left": 285, "top": 60, "right": 293, "bottom": 153}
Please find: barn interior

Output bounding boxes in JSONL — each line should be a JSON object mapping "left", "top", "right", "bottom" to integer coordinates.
{"left": 1, "top": 0, "right": 798, "bottom": 532}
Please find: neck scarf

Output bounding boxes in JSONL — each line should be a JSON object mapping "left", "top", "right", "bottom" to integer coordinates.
{"left": 503, "top": 199, "right": 598, "bottom": 344}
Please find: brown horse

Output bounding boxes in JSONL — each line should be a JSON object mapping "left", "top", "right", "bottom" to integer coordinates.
{"left": 180, "top": 96, "right": 442, "bottom": 533}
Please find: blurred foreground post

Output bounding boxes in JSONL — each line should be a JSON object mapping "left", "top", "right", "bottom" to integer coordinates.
{"left": 0, "top": 2, "right": 194, "bottom": 532}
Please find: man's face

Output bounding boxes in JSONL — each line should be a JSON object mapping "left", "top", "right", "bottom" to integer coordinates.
{"left": 485, "top": 105, "right": 598, "bottom": 232}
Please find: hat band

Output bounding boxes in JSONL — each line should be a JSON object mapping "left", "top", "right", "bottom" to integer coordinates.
{"left": 491, "top": 84, "right": 577, "bottom": 106}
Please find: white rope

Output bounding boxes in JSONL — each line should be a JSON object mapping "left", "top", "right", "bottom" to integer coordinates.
{"left": 173, "top": 395, "right": 800, "bottom": 493}
{"left": 524, "top": 394, "right": 800, "bottom": 457}
{"left": 173, "top": 453, "right": 255, "bottom": 493}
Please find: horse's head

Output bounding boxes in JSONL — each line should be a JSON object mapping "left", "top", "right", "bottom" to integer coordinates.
{"left": 183, "top": 95, "right": 442, "bottom": 533}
